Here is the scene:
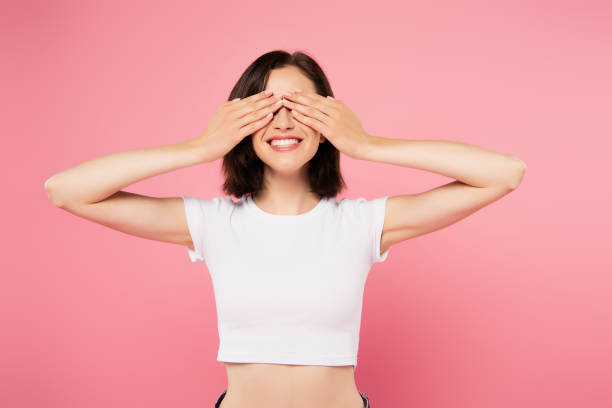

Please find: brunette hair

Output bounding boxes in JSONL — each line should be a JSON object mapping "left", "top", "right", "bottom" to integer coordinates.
{"left": 221, "top": 50, "right": 347, "bottom": 199}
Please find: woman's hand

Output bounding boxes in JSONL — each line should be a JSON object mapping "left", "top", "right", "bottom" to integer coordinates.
{"left": 280, "top": 90, "right": 375, "bottom": 160}
{"left": 194, "top": 90, "right": 283, "bottom": 162}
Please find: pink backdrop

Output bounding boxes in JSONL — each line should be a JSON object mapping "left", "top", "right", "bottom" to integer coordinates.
{"left": 2, "top": 0, "right": 611, "bottom": 407}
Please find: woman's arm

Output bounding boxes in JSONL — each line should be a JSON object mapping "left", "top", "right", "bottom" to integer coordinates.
{"left": 42, "top": 91, "right": 281, "bottom": 249}
{"left": 358, "top": 136, "right": 527, "bottom": 252}
{"left": 358, "top": 137, "right": 526, "bottom": 189}
{"left": 42, "top": 138, "right": 212, "bottom": 249}
{"left": 45, "top": 90, "right": 281, "bottom": 207}
{"left": 44, "top": 138, "right": 208, "bottom": 207}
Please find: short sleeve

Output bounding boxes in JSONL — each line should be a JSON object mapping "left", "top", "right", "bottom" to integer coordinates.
{"left": 181, "top": 196, "right": 206, "bottom": 262}
{"left": 370, "top": 196, "right": 391, "bottom": 263}
{"left": 340, "top": 195, "right": 391, "bottom": 265}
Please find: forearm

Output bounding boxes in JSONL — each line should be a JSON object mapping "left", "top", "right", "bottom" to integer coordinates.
{"left": 44, "top": 138, "right": 207, "bottom": 207}
{"left": 359, "top": 135, "right": 527, "bottom": 188}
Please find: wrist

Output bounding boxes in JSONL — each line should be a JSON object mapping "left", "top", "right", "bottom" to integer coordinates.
{"left": 184, "top": 137, "right": 216, "bottom": 164}
{"left": 356, "top": 133, "right": 381, "bottom": 161}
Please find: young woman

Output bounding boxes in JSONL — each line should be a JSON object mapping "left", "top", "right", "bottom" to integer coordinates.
{"left": 44, "top": 50, "right": 526, "bottom": 408}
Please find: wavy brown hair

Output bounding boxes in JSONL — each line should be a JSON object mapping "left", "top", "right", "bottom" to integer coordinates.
{"left": 221, "top": 50, "right": 347, "bottom": 200}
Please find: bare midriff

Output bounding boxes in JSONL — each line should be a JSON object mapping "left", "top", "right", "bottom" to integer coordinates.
{"left": 218, "top": 362, "right": 366, "bottom": 408}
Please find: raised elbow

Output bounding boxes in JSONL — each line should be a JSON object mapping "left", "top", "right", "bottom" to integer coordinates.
{"left": 44, "top": 176, "right": 66, "bottom": 207}
{"left": 506, "top": 157, "right": 527, "bottom": 189}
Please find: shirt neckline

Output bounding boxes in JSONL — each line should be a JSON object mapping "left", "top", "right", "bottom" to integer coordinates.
{"left": 244, "top": 194, "right": 327, "bottom": 221}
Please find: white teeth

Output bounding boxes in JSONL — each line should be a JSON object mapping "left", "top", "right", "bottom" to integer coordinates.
{"left": 270, "top": 138, "right": 300, "bottom": 146}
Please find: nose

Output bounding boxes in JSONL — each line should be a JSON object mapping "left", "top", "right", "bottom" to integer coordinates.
{"left": 271, "top": 104, "right": 296, "bottom": 129}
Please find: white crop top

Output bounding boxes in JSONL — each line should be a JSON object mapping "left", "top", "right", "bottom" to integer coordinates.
{"left": 181, "top": 194, "right": 391, "bottom": 367}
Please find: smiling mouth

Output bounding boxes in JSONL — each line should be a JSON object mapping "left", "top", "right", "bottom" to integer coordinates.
{"left": 266, "top": 138, "right": 303, "bottom": 145}
{"left": 266, "top": 138, "right": 303, "bottom": 152}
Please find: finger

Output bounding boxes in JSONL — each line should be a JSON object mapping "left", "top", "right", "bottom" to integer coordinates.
{"left": 240, "top": 92, "right": 280, "bottom": 115}
{"left": 282, "top": 90, "right": 328, "bottom": 103}
{"left": 282, "top": 97, "right": 332, "bottom": 126}
{"left": 289, "top": 109, "right": 329, "bottom": 135}
{"left": 233, "top": 92, "right": 279, "bottom": 120}
{"left": 230, "top": 89, "right": 274, "bottom": 110}
{"left": 282, "top": 91, "right": 335, "bottom": 120}
{"left": 236, "top": 97, "right": 282, "bottom": 129}
{"left": 238, "top": 110, "right": 275, "bottom": 139}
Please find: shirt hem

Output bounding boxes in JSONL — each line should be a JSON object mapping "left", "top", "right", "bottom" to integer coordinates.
{"left": 217, "top": 350, "right": 358, "bottom": 367}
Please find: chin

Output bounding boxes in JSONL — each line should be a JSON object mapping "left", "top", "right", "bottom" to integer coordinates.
{"left": 262, "top": 155, "right": 310, "bottom": 171}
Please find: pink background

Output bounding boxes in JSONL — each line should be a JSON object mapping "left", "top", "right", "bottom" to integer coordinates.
{"left": 2, "top": 0, "right": 611, "bottom": 407}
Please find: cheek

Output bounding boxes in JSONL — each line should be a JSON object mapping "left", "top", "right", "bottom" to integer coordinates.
{"left": 252, "top": 127, "right": 266, "bottom": 138}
